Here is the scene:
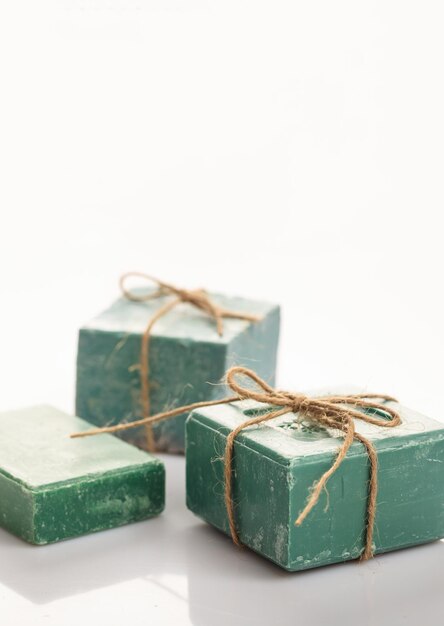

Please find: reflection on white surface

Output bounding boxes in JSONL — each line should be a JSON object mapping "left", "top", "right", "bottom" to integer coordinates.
{"left": 0, "top": 455, "right": 443, "bottom": 626}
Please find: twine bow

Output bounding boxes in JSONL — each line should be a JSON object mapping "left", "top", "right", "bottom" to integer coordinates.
{"left": 119, "top": 272, "right": 261, "bottom": 451}
{"left": 72, "top": 365, "right": 401, "bottom": 561}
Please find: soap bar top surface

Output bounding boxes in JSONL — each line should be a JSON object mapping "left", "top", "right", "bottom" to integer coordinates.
{"left": 0, "top": 405, "right": 157, "bottom": 488}
{"left": 82, "top": 288, "right": 278, "bottom": 342}
{"left": 192, "top": 397, "right": 444, "bottom": 463}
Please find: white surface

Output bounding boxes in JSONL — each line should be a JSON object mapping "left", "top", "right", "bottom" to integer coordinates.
{"left": 1, "top": 1, "right": 443, "bottom": 421}
{"left": 0, "top": 1, "right": 443, "bottom": 624}
{"left": 0, "top": 455, "right": 442, "bottom": 626}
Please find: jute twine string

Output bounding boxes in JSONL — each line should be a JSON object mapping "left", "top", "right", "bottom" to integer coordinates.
{"left": 119, "top": 272, "right": 261, "bottom": 451}
{"left": 72, "top": 365, "right": 401, "bottom": 561}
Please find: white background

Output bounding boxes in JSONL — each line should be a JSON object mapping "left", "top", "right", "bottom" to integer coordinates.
{"left": 0, "top": 2, "right": 443, "bottom": 624}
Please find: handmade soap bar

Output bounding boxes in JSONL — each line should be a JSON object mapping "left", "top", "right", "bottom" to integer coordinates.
{"left": 76, "top": 290, "right": 280, "bottom": 452}
{"left": 0, "top": 405, "right": 164, "bottom": 544}
{"left": 186, "top": 399, "right": 444, "bottom": 571}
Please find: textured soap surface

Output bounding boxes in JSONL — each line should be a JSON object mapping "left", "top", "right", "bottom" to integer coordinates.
{"left": 186, "top": 398, "right": 444, "bottom": 571}
{"left": 0, "top": 406, "right": 165, "bottom": 545}
{"left": 76, "top": 289, "right": 280, "bottom": 452}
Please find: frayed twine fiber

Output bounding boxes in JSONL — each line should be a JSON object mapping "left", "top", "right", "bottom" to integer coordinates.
{"left": 119, "top": 272, "right": 261, "bottom": 451}
{"left": 72, "top": 365, "right": 401, "bottom": 561}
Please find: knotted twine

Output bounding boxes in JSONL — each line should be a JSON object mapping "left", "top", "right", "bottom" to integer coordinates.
{"left": 72, "top": 365, "right": 402, "bottom": 561}
{"left": 119, "top": 272, "right": 261, "bottom": 451}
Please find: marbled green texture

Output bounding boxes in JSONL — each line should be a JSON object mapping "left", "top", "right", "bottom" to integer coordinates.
{"left": 76, "top": 289, "right": 280, "bottom": 452}
{"left": 0, "top": 406, "right": 165, "bottom": 545}
{"left": 186, "top": 398, "right": 444, "bottom": 571}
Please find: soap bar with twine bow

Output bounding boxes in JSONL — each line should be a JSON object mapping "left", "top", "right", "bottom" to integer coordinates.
{"left": 75, "top": 273, "right": 280, "bottom": 453}
{"left": 72, "top": 366, "right": 444, "bottom": 571}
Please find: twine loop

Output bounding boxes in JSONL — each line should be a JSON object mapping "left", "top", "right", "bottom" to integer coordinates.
{"left": 226, "top": 367, "right": 310, "bottom": 412}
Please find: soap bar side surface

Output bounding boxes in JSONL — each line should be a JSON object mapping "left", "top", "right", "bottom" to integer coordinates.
{"left": 186, "top": 415, "right": 291, "bottom": 567}
{"left": 32, "top": 461, "right": 165, "bottom": 544}
{"left": 0, "top": 471, "right": 35, "bottom": 543}
{"left": 225, "top": 304, "right": 280, "bottom": 385}
{"left": 76, "top": 329, "right": 228, "bottom": 451}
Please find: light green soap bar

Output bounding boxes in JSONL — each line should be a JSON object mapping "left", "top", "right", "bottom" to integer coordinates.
{"left": 76, "top": 289, "right": 280, "bottom": 452}
{"left": 186, "top": 398, "right": 444, "bottom": 571}
{"left": 0, "top": 405, "right": 165, "bottom": 545}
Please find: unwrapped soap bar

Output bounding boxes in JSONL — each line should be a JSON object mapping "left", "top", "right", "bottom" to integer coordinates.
{"left": 0, "top": 405, "right": 164, "bottom": 544}
{"left": 186, "top": 398, "right": 444, "bottom": 570}
{"left": 76, "top": 289, "right": 280, "bottom": 452}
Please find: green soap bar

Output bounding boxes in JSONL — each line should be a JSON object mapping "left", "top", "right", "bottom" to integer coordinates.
{"left": 186, "top": 398, "right": 444, "bottom": 571}
{"left": 0, "top": 405, "right": 165, "bottom": 545}
{"left": 76, "top": 289, "right": 280, "bottom": 452}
